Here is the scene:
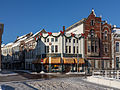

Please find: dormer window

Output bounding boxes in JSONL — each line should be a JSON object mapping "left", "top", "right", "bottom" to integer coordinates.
{"left": 91, "top": 20, "right": 94, "bottom": 26}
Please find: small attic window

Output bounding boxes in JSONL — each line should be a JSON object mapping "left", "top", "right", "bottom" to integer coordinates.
{"left": 91, "top": 20, "right": 94, "bottom": 26}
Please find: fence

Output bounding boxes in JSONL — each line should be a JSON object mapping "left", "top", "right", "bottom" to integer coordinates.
{"left": 92, "top": 70, "right": 120, "bottom": 79}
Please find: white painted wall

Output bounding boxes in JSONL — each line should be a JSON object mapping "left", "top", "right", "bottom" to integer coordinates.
{"left": 66, "top": 23, "right": 84, "bottom": 58}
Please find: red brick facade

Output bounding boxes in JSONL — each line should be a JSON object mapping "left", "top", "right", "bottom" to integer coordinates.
{"left": 84, "top": 10, "right": 112, "bottom": 69}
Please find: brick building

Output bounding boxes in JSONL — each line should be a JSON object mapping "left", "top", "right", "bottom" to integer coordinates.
{"left": 66, "top": 9, "right": 112, "bottom": 70}
{"left": 84, "top": 9, "right": 112, "bottom": 70}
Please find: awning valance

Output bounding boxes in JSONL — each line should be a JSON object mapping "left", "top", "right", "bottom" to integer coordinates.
{"left": 33, "top": 57, "right": 61, "bottom": 64}
{"left": 51, "top": 57, "right": 61, "bottom": 64}
{"left": 63, "top": 58, "right": 74, "bottom": 64}
{"left": 74, "top": 58, "right": 85, "bottom": 64}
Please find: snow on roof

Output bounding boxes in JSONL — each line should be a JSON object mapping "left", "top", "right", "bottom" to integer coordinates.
{"left": 18, "top": 36, "right": 27, "bottom": 42}
{"left": 25, "top": 38, "right": 34, "bottom": 43}
{"left": 12, "top": 42, "right": 20, "bottom": 48}
{"left": 5, "top": 42, "right": 13, "bottom": 47}
{"left": 17, "top": 32, "right": 32, "bottom": 40}
{"left": 1, "top": 44, "right": 5, "bottom": 47}
{"left": 112, "top": 27, "right": 120, "bottom": 34}
{"left": 32, "top": 30, "right": 41, "bottom": 37}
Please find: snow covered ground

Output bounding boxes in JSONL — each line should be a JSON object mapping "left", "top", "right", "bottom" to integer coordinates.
{"left": 0, "top": 77, "right": 115, "bottom": 90}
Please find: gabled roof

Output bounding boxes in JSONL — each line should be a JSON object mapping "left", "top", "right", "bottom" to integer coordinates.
{"left": 14, "top": 32, "right": 33, "bottom": 43}
{"left": 66, "top": 18, "right": 86, "bottom": 32}
{"left": 32, "top": 29, "right": 47, "bottom": 37}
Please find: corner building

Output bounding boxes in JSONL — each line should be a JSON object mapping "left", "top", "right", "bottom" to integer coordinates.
{"left": 66, "top": 9, "right": 112, "bottom": 70}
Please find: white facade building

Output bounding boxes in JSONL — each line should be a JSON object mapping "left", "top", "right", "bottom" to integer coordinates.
{"left": 112, "top": 25, "right": 120, "bottom": 69}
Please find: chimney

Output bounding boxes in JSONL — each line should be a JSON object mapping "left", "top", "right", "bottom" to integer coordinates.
{"left": 63, "top": 26, "right": 65, "bottom": 32}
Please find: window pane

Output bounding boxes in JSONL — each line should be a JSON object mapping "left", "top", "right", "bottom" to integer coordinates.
{"left": 73, "top": 39, "right": 75, "bottom": 43}
{"left": 73, "top": 46, "right": 75, "bottom": 53}
{"left": 66, "top": 39, "right": 67, "bottom": 42}
{"left": 51, "top": 38, "right": 54, "bottom": 42}
{"left": 69, "top": 46, "right": 71, "bottom": 53}
{"left": 55, "top": 45, "right": 58, "bottom": 52}
{"left": 47, "top": 46, "right": 49, "bottom": 53}
{"left": 91, "top": 20, "right": 94, "bottom": 26}
{"left": 88, "top": 46, "right": 90, "bottom": 52}
{"left": 51, "top": 45, "right": 54, "bottom": 52}
{"left": 55, "top": 38, "right": 58, "bottom": 42}
{"left": 66, "top": 46, "right": 68, "bottom": 53}
{"left": 44, "top": 38, "right": 46, "bottom": 42}
{"left": 47, "top": 38, "right": 49, "bottom": 42}
{"left": 116, "top": 42, "right": 119, "bottom": 52}
{"left": 116, "top": 57, "right": 119, "bottom": 69}
{"left": 77, "top": 39, "right": 78, "bottom": 43}
{"left": 77, "top": 46, "right": 78, "bottom": 53}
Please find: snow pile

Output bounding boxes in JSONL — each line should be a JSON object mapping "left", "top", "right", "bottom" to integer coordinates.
{"left": 0, "top": 73, "right": 18, "bottom": 76}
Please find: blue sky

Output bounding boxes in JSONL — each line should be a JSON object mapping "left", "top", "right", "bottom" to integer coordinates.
{"left": 0, "top": 0, "right": 120, "bottom": 44}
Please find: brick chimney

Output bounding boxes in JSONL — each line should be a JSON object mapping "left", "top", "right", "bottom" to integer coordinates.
{"left": 63, "top": 26, "right": 65, "bottom": 32}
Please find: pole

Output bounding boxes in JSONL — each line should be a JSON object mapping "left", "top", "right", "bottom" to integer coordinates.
{"left": 77, "top": 54, "right": 79, "bottom": 73}
{"left": 49, "top": 42, "right": 52, "bottom": 73}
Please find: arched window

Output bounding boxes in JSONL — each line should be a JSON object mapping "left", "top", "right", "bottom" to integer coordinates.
{"left": 90, "top": 29, "right": 95, "bottom": 37}
{"left": 104, "top": 31, "right": 107, "bottom": 40}
{"left": 91, "top": 20, "right": 94, "bottom": 26}
{"left": 116, "top": 42, "right": 119, "bottom": 52}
